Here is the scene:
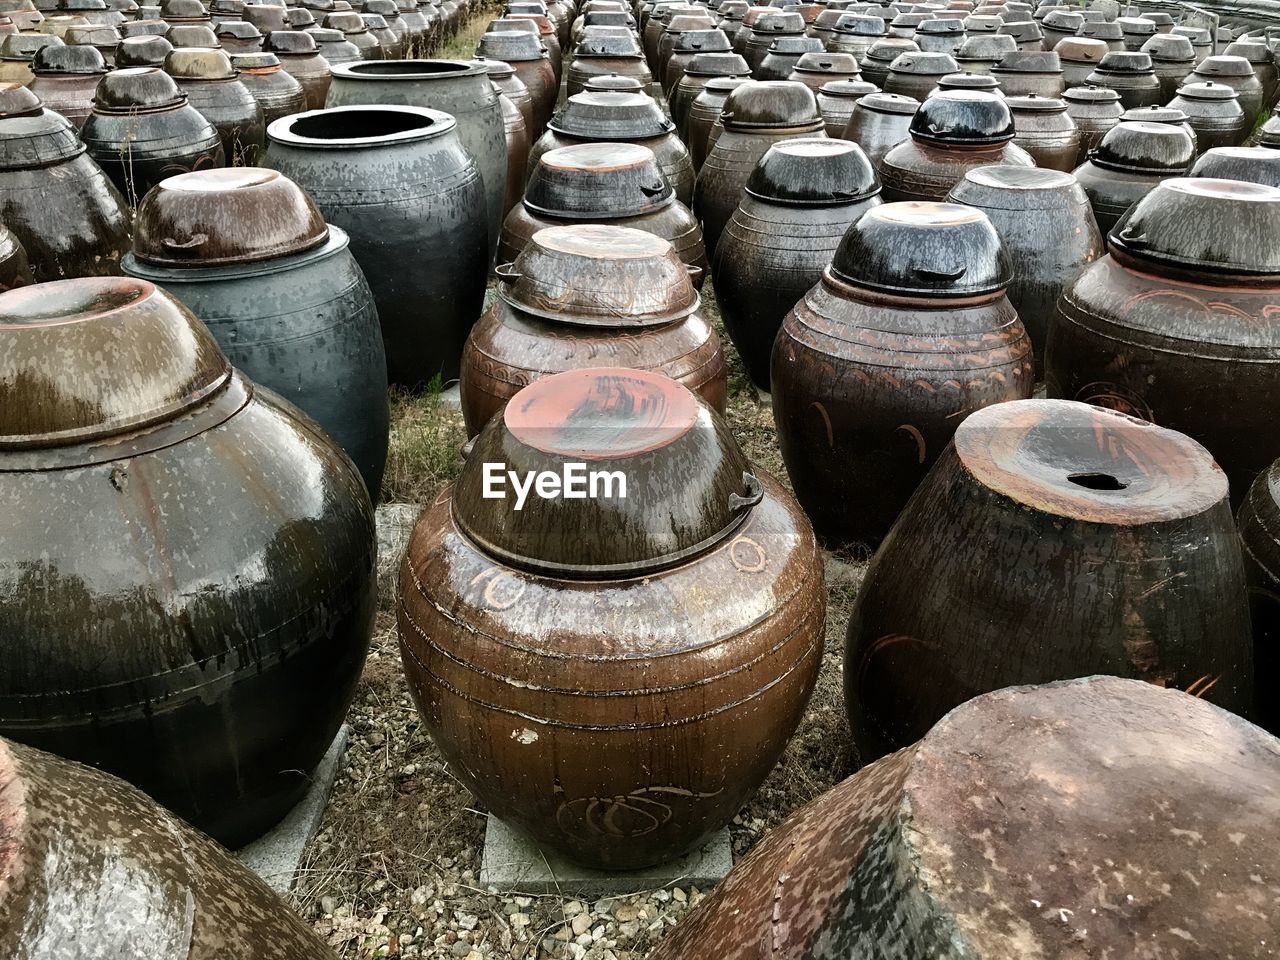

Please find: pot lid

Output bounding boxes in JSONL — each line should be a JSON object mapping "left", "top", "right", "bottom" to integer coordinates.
{"left": 767, "top": 35, "right": 822, "bottom": 54}
{"left": 472, "top": 55, "right": 515, "bottom": 79}
{"left": 833, "top": 13, "right": 885, "bottom": 34}
{"left": 165, "top": 23, "right": 219, "bottom": 46}
{"left": 268, "top": 29, "right": 318, "bottom": 54}
{"left": 476, "top": 28, "right": 544, "bottom": 59}
{"left": 0, "top": 34, "right": 62, "bottom": 59}
{"left": 165, "top": 46, "right": 235, "bottom": 79}
{"left": 120, "top": 19, "right": 170, "bottom": 36}
{"left": 231, "top": 51, "right": 281, "bottom": 70}
{"left": 133, "top": 168, "right": 328, "bottom": 266}
{"left": 1255, "top": 115, "right": 1280, "bottom": 149}
{"left": 751, "top": 10, "right": 804, "bottom": 32}
{"left": 365, "top": 0, "right": 400, "bottom": 14}
{"left": 820, "top": 78, "right": 878, "bottom": 98}
{"left": 0, "top": 87, "right": 84, "bottom": 168}
{"left": 93, "top": 65, "right": 184, "bottom": 110}
{"left": 0, "top": 277, "right": 232, "bottom": 450}
{"left": 452, "top": 367, "right": 758, "bottom": 579}
{"left": 572, "top": 30, "right": 641, "bottom": 56}
{"left": 361, "top": 14, "right": 389, "bottom": 28}
{"left": 957, "top": 33, "right": 1016, "bottom": 58}
{"left": 1116, "top": 15, "right": 1155, "bottom": 35}
{"left": 1121, "top": 104, "right": 1189, "bottom": 124}
{"left": 1224, "top": 39, "right": 1269, "bottom": 64}
{"left": 1089, "top": 120, "right": 1193, "bottom": 173}
{"left": 1041, "top": 8, "right": 1081, "bottom": 29}
{"left": 583, "top": 73, "right": 647, "bottom": 91}
{"left": 934, "top": 72, "right": 1003, "bottom": 94}
{"left": 1094, "top": 50, "right": 1153, "bottom": 74}
{"left": 685, "top": 51, "right": 749, "bottom": 75}
{"left": 324, "top": 10, "right": 367, "bottom": 31}
{"left": 1142, "top": 33, "right": 1193, "bottom": 62}
{"left": 525, "top": 143, "right": 674, "bottom": 219}
{"left": 310, "top": 27, "right": 346, "bottom": 42}
{"left": 1006, "top": 92, "right": 1064, "bottom": 114}
{"left": 746, "top": 136, "right": 880, "bottom": 204}
{"left": 65, "top": 24, "right": 120, "bottom": 44}
{"left": 1063, "top": 84, "right": 1120, "bottom": 104}
{"left": 916, "top": 15, "right": 963, "bottom": 32}
{"left": 830, "top": 201, "right": 1010, "bottom": 294}
{"left": 1174, "top": 81, "right": 1240, "bottom": 102}
{"left": 32, "top": 41, "right": 104, "bottom": 72}
{"left": 910, "top": 89, "right": 1014, "bottom": 144}
{"left": 998, "top": 20, "right": 1041, "bottom": 41}
{"left": 549, "top": 92, "right": 672, "bottom": 140}
{"left": 496, "top": 224, "right": 699, "bottom": 326}
{"left": 890, "top": 11, "right": 931, "bottom": 27}
{"left": 1076, "top": 20, "right": 1122, "bottom": 41}
{"left": 673, "top": 27, "right": 731, "bottom": 52}
{"left": 949, "top": 163, "right": 1084, "bottom": 212}
{"left": 888, "top": 50, "right": 957, "bottom": 75}
{"left": 1055, "top": 36, "right": 1106, "bottom": 63}
{"left": 721, "top": 79, "right": 821, "bottom": 129}
{"left": 964, "top": 13, "right": 1002, "bottom": 32}
{"left": 858, "top": 89, "right": 918, "bottom": 114}
{"left": 1193, "top": 54, "right": 1256, "bottom": 79}
{"left": 666, "top": 12, "right": 714, "bottom": 31}
{"left": 1171, "top": 25, "right": 1211, "bottom": 44}
{"left": 994, "top": 49, "right": 1059, "bottom": 73}
{"left": 864, "top": 38, "right": 918, "bottom": 62}
{"left": 217, "top": 21, "right": 262, "bottom": 39}
{"left": 286, "top": 7, "right": 314, "bottom": 25}
{"left": 1191, "top": 146, "right": 1280, "bottom": 189}
{"left": 160, "top": 0, "right": 206, "bottom": 17}
{"left": 1110, "top": 178, "right": 1280, "bottom": 276}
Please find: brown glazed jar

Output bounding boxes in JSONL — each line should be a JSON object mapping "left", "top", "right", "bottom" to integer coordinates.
{"left": 1071, "top": 120, "right": 1194, "bottom": 235}
{"left": 990, "top": 49, "right": 1065, "bottom": 98}
{"left": 565, "top": 28, "right": 652, "bottom": 99}
{"left": 882, "top": 49, "right": 957, "bottom": 101}
{"left": 398, "top": 367, "right": 826, "bottom": 869}
{"left": 948, "top": 165, "right": 1102, "bottom": 376}
{"left": 842, "top": 90, "right": 917, "bottom": 167}
{"left": 670, "top": 51, "right": 749, "bottom": 142}
{"left": 27, "top": 40, "right": 105, "bottom": 128}
{"left": 268, "top": 30, "right": 332, "bottom": 111}
{"left": 1224, "top": 38, "right": 1278, "bottom": 108}
{"left": 1085, "top": 50, "right": 1162, "bottom": 109}
{"left": 844, "top": 399, "right": 1251, "bottom": 758}
{"left": 786, "top": 49, "right": 859, "bottom": 93}
{"left": 1048, "top": 177, "right": 1280, "bottom": 508}
{"left": 878, "top": 91, "right": 1035, "bottom": 202}
{"left": 0, "top": 83, "right": 130, "bottom": 281}
{"left": 1005, "top": 93, "right": 1077, "bottom": 170}
{"left": 230, "top": 51, "right": 306, "bottom": 129}
{"left": 664, "top": 28, "right": 732, "bottom": 97}
{"left": 1143, "top": 32, "right": 1196, "bottom": 100}
{"left": 772, "top": 202, "right": 1033, "bottom": 547}
{"left": 499, "top": 142, "right": 708, "bottom": 283}
{"left": 476, "top": 55, "right": 534, "bottom": 143}
{"left": 1192, "top": 145, "right": 1280, "bottom": 188}
{"left": 686, "top": 73, "right": 748, "bottom": 170}
{"left": 648, "top": 678, "right": 1278, "bottom": 959}
{"left": 1190, "top": 54, "right": 1265, "bottom": 123}
{"left": 0, "top": 736, "right": 345, "bottom": 958}
{"left": 462, "top": 225, "right": 726, "bottom": 434}
{"left": 0, "top": 276, "right": 377, "bottom": 845}
{"left": 1168, "top": 81, "right": 1249, "bottom": 152}
{"left": 1063, "top": 83, "right": 1121, "bottom": 164}
{"left": 857, "top": 37, "right": 916, "bottom": 87}
{"left": 476, "top": 29, "right": 556, "bottom": 138}
{"left": 693, "top": 79, "right": 825, "bottom": 257}
{"left": 1238, "top": 458, "right": 1280, "bottom": 734}
{"left": 816, "top": 78, "right": 875, "bottom": 138}
{"left": 715, "top": 138, "right": 882, "bottom": 390}
{"left": 166, "top": 47, "right": 266, "bottom": 165}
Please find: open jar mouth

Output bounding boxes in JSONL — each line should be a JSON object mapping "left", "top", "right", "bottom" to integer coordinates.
{"left": 331, "top": 58, "right": 481, "bottom": 79}
{"left": 267, "top": 103, "right": 454, "bottom": 147}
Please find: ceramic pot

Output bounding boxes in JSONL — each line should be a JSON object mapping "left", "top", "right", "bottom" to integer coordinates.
{"left": 323, "top": 11, "right": 383, "bottom": 60}
{"left": 1039, "top": 7, "right": 1080, "bottom": 47}
{"left": 398, "top": 367, "right": 826, "bottom": 869}
{"left": 744, "top": 10, "right": 805, "bottom": 75}
{"left": 670, "top": 50, "right": 748, "bottom": 139}
{"left": 1071, "top": 120, "right": 1194, "bottom": 235}
{"left": 824, "top": 14, "right": 887, "bottom": 63}
{"left": 1005, "top": 93, "right": 1078, "bottom": 169}
{"left": 1085, "top": 50, "right": 1161, "bottom": 109}
{"left": 124, "top": 168, "right": 389, "bottom": 496}
{"left": 1063, "top": 83, "right": 1121, "bottom": 163}
{"left": 499, "top": 142, "right": 708, "bottom": 282}
{"left": 648, "top": 677, "right": 1276, "bottom": 958}
{"left": 815, "top": 78, "right": 875, "bottom": 137}
{"left": 476, "top": 55, "right": 533, "bottom": 143}
{"left": 268, "top": 30, "right": 332, "bottom": 110}
{"left": 1237, "top": 460, "right": 1280, "bottom": 734}
{"left": 1143, "top": 32, "right": 1195, "bottom": 100}
{"left": 1120, "top": 104, "right": 1198, "bottom": 152}
{"left": 1224, "top": 38, "right": 1277, "bottom": 108}
{"left": 842, "top": 89, "right": 917, "bottom": 166}
{"left": 312, "top": 27, "right": 363, "bottom": 66}
{"left": 81, "top": 66, "right": 224, "bottom": 208}
{"left": 914, "top": 17, "right": 965, "bottom": 55}
{"left": 857, "top": 37, "right": 916, "bottom": 87}
{"left": 0, "top": 736, "right": 345, "bottom": 958}
{"left": 326, "top": 60, "right": 508, "bottom": 266}
{"left": 685, "top": 74, "right": 748, "bottom": 170}
{"left": 1192, "top": 145, "right": 1280, "bottom": 188}
{"left": 1047, "top": 177, "right": 1280, "bottom": 508}
{"left": 948, "top": 164, "right": 1101, "bottom": 376}
{"left": 786, "top": 49, "right": 859, "bottom": 93}
{"left": 756, "top": 34, "right": 822, "bottom": 81}
{"left": 990, "top": 48, "right": 1064, "bottom": 97}
{"left": 231, "top": 51, "right": 306, "bottom": 129}
{"left": 27, "top": 40, "right": 105, "bottom": 128}
{"left": 954, "top": 32, "right": 1017, "bottom": 74}
{"left": 0, "top": 221, "right": 31, "bottom": 291}
{"left": 115, "top": 34, "right": 175, "bottom": 68}
{"left": 658, "top": 12, "right": 715, "bottom": 87}
{"left": 715, "top": 138, "right": 882, "bottom": 389}
{"left": 476, "top": 29, "right": 556, "bottom": 136}
{"left": 0, "top": 83, "right": 130, "bottom": 280}
{"left": 566, "top": 29, "right": 653, "bottom": 98}
{"left": 1116, "top": 14, "right": 1156, "bottom": 51}
{"left": 1168, "top": 81, "right": 1249, "bottom": 152}
{"left": 664, "top": 27, "right": 730, "bottom": 96}
{"left": 266, "top": 105, "right": 488, "bottom": 386}
{"left": 0, "top": 33, "right": 59, "bottom": 86}
{"left": 693, "top": 79, "right": 825, "bottom": 257}
{"left": 166, "top": 48, "right": 266, "bottom": 165}
{"left": 0, "top": 275, "right": 377, "bottom": 845}
{"left": 1190, "top": 54, "right": 1265, "bottom": 124}
{"left": 1054, "top": 36, "right": 1106, "bottom": 86}
{"left": 216, "top": 20, "right": 264, "bottom": 53}
{"left": 883, "top": 49, "right": 957, "bottom": 100}
{"left": 462, "top": 225, "right": 726, "bottom": 433}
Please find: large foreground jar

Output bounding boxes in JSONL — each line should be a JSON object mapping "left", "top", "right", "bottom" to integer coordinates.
{"left": 265, "top": 104, "right": 488, "bottom": 387}
{"left": 648, "top": 677, "right": 1279, "bottom": 958}
{"left": 0, "top": 276, "right": 377, "bottom": 846}
{"left": 1047, "top": 177, "right": 1280, "bottom": 507}
{"left": 0, "top": 737, "right": 343, "bottom": 957}
{"left": 845, "top": 399, "right": 1252, "bottom": 759}
{"left": 398, "top": 367, "right": 826, "bottom": 869}
{"left": 773, "top": 202, "right": 1033, "bottom": 547}
{"left": 460, "top": 225, "right": 726, "bottom": 434}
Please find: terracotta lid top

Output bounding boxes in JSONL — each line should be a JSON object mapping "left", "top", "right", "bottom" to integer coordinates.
{"left": 746, "top": 136, "right": 880, "bottom": 204}
{"left": 954, "top": 399, "right": 1227, "bottom": 523}
{"left": 526, "top": 142, "right": 674, "bottom": 218}
{"left": 0, "top": 277, "right": 232, "bottom": 450}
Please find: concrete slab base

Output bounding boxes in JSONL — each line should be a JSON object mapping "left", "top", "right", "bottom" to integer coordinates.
{"left": 479, "top": 815, "right": 734, "bottom": 898}
{"left": 237, "top": 725, "right": 350, "bottom": 894}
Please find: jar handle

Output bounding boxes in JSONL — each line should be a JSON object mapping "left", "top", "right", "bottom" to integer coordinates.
{"left": 494, "top": 261, "right": 521, "bottom": 280}
{"left": 161, "top": 233, "right": 209, "bottom": 250}
{"left": 1116, "top": 226, "right": 1149, "bottom": 249}
{"left": 460, "top": 436, "right": 476, "bottom": 460}
{"left": 728, "top": 471, "right": 765, "bottom": 513}
{"left": 640, "top": 182, "right": 668, "bottom": 197}
{"left": 685, "top": 263, "right": 705, "bottom": 284}
{"left": 913, "top": 266, "right": 966, "bottom": 283}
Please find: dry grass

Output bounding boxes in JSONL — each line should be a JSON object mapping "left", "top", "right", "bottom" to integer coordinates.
{"left": 379, "top": 386, "right": 469, "bottom": 506}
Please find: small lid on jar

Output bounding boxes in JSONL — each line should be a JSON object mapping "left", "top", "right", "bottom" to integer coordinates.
{"left": 1063, "top": 84, "right": 1120, "bottom": 104}
{"left": 1194, "top": 54, "right": 1256, "bottom": 79}
{"left": 1175, "top": 80, "right": 1241, "bottom": 102}
{"left": 453, "top": 368, "right": 759, "bottom": 579}
{"left": 165, "top": 46, "right": 235, "bottom": 78}
{"left": 887, "top": 49, "right": 958, "bottom": 75}
{"left": 572, "top": 28, "right": 641, "bottom": 55}
{"left": 93, "top": 65, "right": 183, "bottom": 110}
{"left": 1142, "top": 33, "right": 1194, "bottom": 62}
{"left": 0, "top": 277, "right": 232, "bottom": 450}
{"left": 268, "top": 29, "right": 318, "bottom": 54}
{"left": 830, "top": 200, "right": 1010, "bottom": 294}
{"left": 1, "top": 34, "right": 63, "bottom": 61}
{"left": 1191, "top": 146, "right": 1280, "bottom": 189}
{"left": 216, "top": 21, "right": 262, "bottom": 40}
{"left": 747, "top": 136, "right": 880, "bottom": 205}
{"left": 526, "top": 142, "right": 674, "bottom": 219}
{"left": 833, "top": 12, "right": 885, "bottom": 34}
{"left": 230, "top": 51, "right": 279, "bottom": 69}
{"left": 934, "top": 71, "right": 1003, "bottom": 94}
{"left": 956, "top": 32, "right": 1016, "bottom": 59}
{"left": 165, "top": 23, "right": 219, "bottom": 47}
{"left": 1089, "top": 120, "right": 1194, "bottom": 173}
{"left": 32, "top": 41, "right": 105, "bottom": 72}
{"left": 1005, "top": 92, "right": 1065, "bottom": 114}
{"left": 1121, "top": 103, "right": 1189, "bottom": 124}
{"left": 1076, "top": 19, "right": 1122, "bottom": 41}
{"left": 864, "top": 37, "right": 918, "bottom": 62}
{"left": 858, "top": 89, "right": 919, "bottom": 114}
{"left": 548, "top": 91, "right": 673, "bottom": 140}
{"left": 820, "top": 78, "right": 878, "bottom": 98}
{"left": 496, "top": 224, "right": 699, "bottom": 326}
{"left": 993, "top": 49, "right": 1059, "bottom": 73}
{"left": 721, "top": 78, "right": 821, "bottom": 129}
{"left": 1110, "top": 177, "right": 1280, "bottom": 276}
{"left": 910, "top": 89, "right": 1014, "bottom": 144}
{"left": 684, "top": 51, "right": 749, "bottom": 75}
{"left": 1055, "top": 36, "right": 1106, "bottom": 63}
{"left": 582, "top": 72, "right": 647, "bottom": 91}
{"left": 160, "top": 0, "right": 208, "bottom": 18}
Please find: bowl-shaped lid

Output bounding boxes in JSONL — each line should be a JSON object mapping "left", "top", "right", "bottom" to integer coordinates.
{"left": 165, "top": 46, "right": 235, "bottom": 78}
{"left": 767, "top": 35, "right": 822, "bottom": 54}
{"left": 0, "top": 81, "right": 43, "bottom": 118}
{"left": 957, "top": 32, "right": 1016, "bottom": 58}
{"left": 1174, "top": 80, "right": 1239, "bottom": 102}
{"left": 1194, "top": 54, "right": 1255, "bottom": 79}
{"left": 1006, "top": 92, "right": 1065, "bottom": 113}
{"left": 361, "top": 13, "right": 389, "bottom": 28}
{"left": 721, "top": 78, "right": 820, "bottom": 128}
{"left": 1055, "top": 36, "right": 1106, "bottom": 62}
{"left": 1121, "top": 103, "right": 1189, "bottom": 124}
{"left": 667, "top": 11, "right": 714, "bottom": 31}
{"left": 0, "top": 277, "right": 232, "bottom": 449}
{"left": 864, "top": 37, "right": 918, "bottom": 62}
{"left": 472, "top": 55, "right": 515, "bottom": 79}
{"left": 1076, "top": 20, "right": 1122, "bottom": 41}
{"left": 120, "top": 19, "right": 170, "bottom": 36}
{"left": 794, "top": 51, "right": 858, "bottom": 73}
{"left": 365, "top": 0, "right": 399, "bottom": 13}
{"left": 746, "top": 136, "right": 880, "bottom": 204}
{"left": 496, "top": 224, "right": 699, "bottom": 326}
{"left": 324, "top": 10, "right": 366, "bottom": 31}
{"left": 453, "top": 367, "right": 759, "bottom": 579}
{"left": 1041, "top": 8, "right": 1081, "bottom": 28}
{"left": 949, "top": 163, "right": 1084, "bottom": 212}
{"left": 752, "top": 10, "right": 804, "bottom": 32}
{"left": 93, "top": 65, "right": 183, "bottom": 109}
{"left": 890, "top": 11, "right": 930, "bottom": 27}
{"left": 310, "top": 27, "right": 345, "bottom": 42}
{"left": 477, "top": 27, "right": 544, "bottom": 58}
{"left": 1254, "top": 115, "right": 1280, "bottom": 149}
{"left": 1191, "top": 146, "right": 1280, "bottom": 189}
{"left": 1110, "top": 177, "right": 1280, "bottom": 275}
{"left": 549, "top": 91, "right": 672, "bottom": 139}
{"left": 583, "top": 72, "right": 646, "bottom": 91}
{"left": 526, "top": 142, "right": 674, "bottom": 219}
{"left": 998, "top": 20, "right": 1042, "bottom": 41}
{"left": 0, "top": 86, "right": 85, "bottom": 168}
{"left": 1142, "top": 33, "right": 1193, "bottom": 61}
{"left": 1224, "top": 39, "right": 1269, "bottom": 64}
{"left": 859, "top": 89, "right": 918, "bottom": 114}
{"left": 821, "top": 78, "right": 878, "bottom": 98}
{"left": 268, "top": 29, "right": 318, "bottom": 53}
{"left": 286, "top": 7, "right": 315, "bottom": 26}
{"left": 1116, "top": 15, "right": 1155, "bottom": 34}
{"left": 994, "top": 49, "right": 1059, "bottom": 72}
{"left": 888, "top": 49, "right": 957, "bottom": 75}
{"left": 1, "top": 34, "right": 62, "bottom": 59}
{"left": 63, "top": 0, "right": 108, "bottom": 9}
{"left": 1095, "top": 50, "right": 1153, "bottom": 73}
{"left": 1171, "top": 25, "right": 1211, "bottom": 44}
{"left": 573, "top": 29, "right": 641, "bottom": 55}
{"left": 65, "top": 24, "right": 120, "bottom": 45}
{"left": 685, "top": 50, "right": 749, "bottom": 75}
{"left": 32, "top": 40, "right": 104, "bottom": 72}
{"left": 933, "top": 71, "right": 1003, "bottom": 93}
{"left": 1063, "top": 84, "right": 1119, "bottom": 104}
{"left": 134, "top": 169, "right": 327, "bottom": 267}
{"left": 231, "top": 51, "right": 280, "bottom": 70}
{"left": 910, "top": 89, "right": 1014, "bottom": 144}
{"left": 217, "top": 21, "right": 262, "bottom": 39}
{"left": 834, "top": 13, "right": 885, "bottom": 34}
{"left": 673, "top": 27, "right": 730, "bottom": 52}
{"left": 831, "top": 201, "right": 1010, "bottom": 294}
{"left": 160, "top": 0, "right": 206, "bottom": 17}
{"left": 1089, "top": 120, "right": 1193, "bottom": 173}
{"left": 166, "top": 23, "right": 219, "bottom": 46}
{"left": 916, "top": 15, "right": 963, "bottom": 32}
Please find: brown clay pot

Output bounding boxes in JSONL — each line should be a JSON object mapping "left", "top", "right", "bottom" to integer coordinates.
{"left": 648, "top": 677, "right": 1277, "bottom": 959}
{"left": 166, "top": 47, "right": 266, "bottom": 166}
{"left": 786, "top": 49, "right": 859, "bottom": 93}
{"left": 1005, "top": 93, "right": 1079, "bottom": 170}
{"left": 1047, "top": 177, "right": 1280, "bottom": 509}
{"left": 1085, "top": 50, "right": 1162, "bottom": 109}
{"left": 989, "top": 48, "right": 1065, "bottom": 97}
{"left": 268, "top": 31, "right": 332, "bottom": 111}
{"left": 476, "top": 29, "right": 555, "bottom": 138}
{"left": 231, "top": 51, "right": 306, "bottom": 129}
{"left": 398, "top": 367, "right": 826, "bottom": 869}
{"left": 857, "top": 37, "right": 916, "bottom": 87}
{"left": 1189, "top": 54, "right": 1265, "bottom": 124}
{"left": 685, "top": 74, "right": 748, "bottom": 171}
{"left": 27, "top": 41, "right": 105, "bottom": 128}
{"left": 462, "top": 225, "right": 726, "bottom": 434}
{"left": 1071, "top": 120, "right": 1194, "bottom": 235}
{"left": 670, "top": 51, "right": 749, "bottom": 142}
{"left": 882, "top": 48, "right": 957, "bottom": 100}
{"left": 1063, "top": 83, "right": 1122, "bottom": 164}
{"left": 1168, "top": 81, "right": 1249, "bottom": 152}
{"left": 565, "top": 28, "right": 652, "bottom": 98}
{"left": 816, "top": 78, "right": 875, "bottom": 138}
{"left": 773, "top": 202, "right": 1033, "bottom": 548}
{"left": 1144, "top": 32, "right": 1195, "bottom": 100}
{"left": 841, "top": 90, "right": 917, "bottom": 167}
{"left": 497, "top": 87, "right": 528, "bottom": 215}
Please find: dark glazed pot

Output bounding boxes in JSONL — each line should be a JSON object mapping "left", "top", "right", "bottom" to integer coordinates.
{"left": 648, "top": 678, "right": 1277, "bottom": 959}
{"left": 566, "top": 30, "right": 653, "bottom": 99}
{"left": 1006, "top": 93, "right": 1078, "bottom": 170}
{"left": 948, "top": 164, "right": 1102, "bottom": 376}
{"left": 1047, "top": 177, "right": 1280, "bottom": 509}
{"left": 461, "top": 225, "right": 726, "bottom": 434}
{"left": 268, "top": 30, "right": 332, "bottom": 110}
{"left": 398, "top": 367, "right": 826, "bottom": 869}
{"left": 772, "top": 202, "right": 1033, "bottom": 547}
{"left": 81, "top": 66, "right": 224, "bottom": 208}
{"left": 882, "top": 49, "right": 957, "bottom": 100}
{"left": 1192, "top": 145, "right": 1280, "bottom": 188}
{"left": 166, "top": 47, "right": 266, "bottom": 165}
{"left": 326, "top": 60, "right": 509, "bottom": 266}
{"left": 1190, "top": 54, "right": 1265, "bottom": 123}
{"left": 27, "top": 40, "right": 105, "bottom": 128}
{"left": 686, "top": 73, "right": 748, "bottom": 170}
{"left": 825, "top": 14, "right": 887, "bottom": 63}
{"left": 1063, "top": 83, "right": 1121, "bottom": 163}
{"left": 844, "top": 400, "right": 1251, "bottom": 758}
{"left": 990, "top": 49, "right": 1065, "bottom": 98}
{"left": 857, "top": 37, "right": 916, "bottom": 87}
{"left": 476, "top": 55, "right": 533, "bottom": 141}
{"left": 0, "top": 276, "right": 377, "bottom": 845}
{"left": 1143, "top": 32, "right": 1195, "bottom": 100}
{"left": 0, "top": 83, "right": 130, "bottom": 280}
{"left": 266, "top": 105, "right": 487, "bottom": 387}
{"left": 878, "top": 91, "right": 1035, "bottom": 202}
{"left": 1071, "top": 120, "right": 1194, "bottom": 235}
{"left": 1168, "top": 82, "right": 1249, "bottom": 152}
{"left": 476, "top": 29, "right": 556, "bottom": 138}
{"left": 231, "top": 51, "right": 306, "bottom": 129}
{"left": 1085, "top": 50, "right": 1161, "bottom": 109}
{"left": 1224, "top": 38, "right": 1277, "bottom": 109}
{"left": 671, "top": 51, "right": 749, "bottom": 140}
{"left": 0, "top": 737, "right": 345, "bottom": 958}
{"left": 1238, "top": 461, "right": 1280, "bottom": 734}
{"left": 312, "top": 27, "right": 363, "bottom": 67}
{"left": 715, "top": 138, "right": 881, "bottom": 389}
{"left": 786, "top": 50, "right": 859, "bottom": 93}
{"left": 124, "top": 169, "right": 389, "bottom": 496}
{"left": 116, "top": 33, "right": 174, "bottom": 68}
{"left": 842, "top": 90, "right": 917, "bottom": 167}
{"left": 693, "top": 79, "right": 826, "bottom": 257}
{"left": 756, "top": 34, "right": 823, "bottom": 81}
{"left": 816, "top": 79, "right": 876, "bottom": 138}
{"left": 0, "top": 222, "right": 31, "bottom": 291}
